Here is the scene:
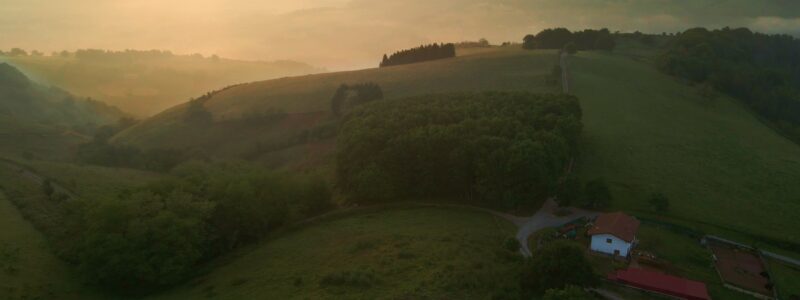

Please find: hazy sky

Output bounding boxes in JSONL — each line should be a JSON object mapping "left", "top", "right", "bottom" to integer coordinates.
{"left": 2, "top": 0, "right": 800, "bottom": 70}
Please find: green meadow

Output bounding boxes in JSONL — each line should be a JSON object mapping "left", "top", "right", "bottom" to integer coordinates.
{"left": 571, "top": 51, "right": 800, "bottom": 245}
{"left": 0, "top": 191, "right": 100, "bottom": 300}
{"left": 148, "top": 207, "right": 519, "bottom": 300}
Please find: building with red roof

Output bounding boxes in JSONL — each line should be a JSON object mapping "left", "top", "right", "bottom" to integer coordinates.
{"left": 608, "top": 268, "right": 711, "bottom": 300}
{"left": 588, "top": 212, "right": 640, "bottom": 257}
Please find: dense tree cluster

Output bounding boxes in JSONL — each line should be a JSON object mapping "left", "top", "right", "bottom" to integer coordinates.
{"left": 76, "top": 118, "right": 191, "bottom": 172}
{"left": 379, "top": 43, "right": 456, "bottom": 67}
{"left": 455, "top": 38, "right": 490, "bottom": 48}
{"left": 520, "top": 241, "right": 596, "bottom": 296}
{"left": 71, "top": 161, "right": 332, "bottom": 292}
{"left": 330, "top": 82, "right": 384, "bottom": 116}
{"left": 657, "top": 27, "right": 800, "bottom": 142}
{"left": 523, "top": 28, "right": 615, "bottom": 51}
{"left": 337, "top": 92, "right": 582, "bottom": 209}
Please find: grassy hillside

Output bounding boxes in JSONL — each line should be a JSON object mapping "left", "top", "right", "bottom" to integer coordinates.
{"left": 112, "top": 47, "right": 560, "bottom": 162}
{"left": 0, "top": 191, "right": 100, "bottom": 300}
{"left": 148, "top": 207, "right": 519, "bottom": 300}
{"left": 0, "top": 118, "right": 89, "bottom": 161}
{"left": 24, "top": 160, "right": 169, "bottom": 200}
{"left": 0, "top": 62, "right": 125, "bottom": 161}
{"left": 571, "top": 51, "right": 800, "bottom": 244}
{"left": 115, "top": 45, "right": 800, "bottom": 247}
{"left": 3, "top": 53, "right": 321, "bottom": 116}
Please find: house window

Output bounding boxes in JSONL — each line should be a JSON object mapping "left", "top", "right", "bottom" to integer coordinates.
{"left": 606, "top": 238, "right": 613, "bottom": 244}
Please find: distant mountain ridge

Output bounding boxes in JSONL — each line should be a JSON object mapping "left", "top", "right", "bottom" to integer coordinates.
{"left": 3, "top": 50, "right": 322, "bottom": 116}
{"left": 0, "top": 62, "right": 125, "bottom": 129}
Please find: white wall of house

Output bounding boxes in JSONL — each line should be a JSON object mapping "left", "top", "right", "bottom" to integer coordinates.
{"left": 590, "top": 234, "right": 632, "bottom": 257}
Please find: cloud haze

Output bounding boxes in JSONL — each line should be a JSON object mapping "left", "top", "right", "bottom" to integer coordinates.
{"left": 2, "top": 0, "right": 799, "bottom": 69}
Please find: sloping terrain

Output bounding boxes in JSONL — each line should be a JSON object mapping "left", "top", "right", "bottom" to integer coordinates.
{"left": 0, "top": 191, "right": 100, "bottom": 300}
{"left": 0, "top": 63, "right": 125, "bottom": 160}
{"left": 118, "top": 45, "right": 800, "bottom": 246}
{"left": 571, "top": 51, "right": 800, "bottom": 244}
{"left": 3, "top": 53, "right": 321, "bottom": 116}
{"left": 112, "top": 47, "right": 560, "bottom": 167}
{"left": 147, "top": 207, "right": 518, "bottom": 300}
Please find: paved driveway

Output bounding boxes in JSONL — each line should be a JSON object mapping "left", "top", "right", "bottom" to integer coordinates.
{"left": 512, "top": 198, "right": 599, "bottom": 257}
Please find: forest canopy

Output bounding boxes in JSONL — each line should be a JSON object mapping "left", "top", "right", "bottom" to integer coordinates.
{"left": 523, "top": 28, "right": 615, "bottom": 51}
{"left": 336, "top": 92, "right": 582, "bottom": 209}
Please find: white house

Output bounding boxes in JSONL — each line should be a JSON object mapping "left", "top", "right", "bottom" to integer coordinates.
{"left": 588, "top": 212, "right": 640, "bottom": 257}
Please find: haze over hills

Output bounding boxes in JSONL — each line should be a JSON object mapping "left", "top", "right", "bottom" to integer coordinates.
{"left": 0, "top": 63, "right": 126, "bottom": 159}
{"left": 1, "top": 50, "right": 321, "bottom": 116}
{"left": 2, "top": 1, "right": 800, "bottom": 296}
{"left": 114, "top": 41, "right": 800, "bottom": 246}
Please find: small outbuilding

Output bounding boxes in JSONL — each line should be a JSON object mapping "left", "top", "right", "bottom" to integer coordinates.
{"left": 587, "top": 212, "right": 640, "bottom": 257}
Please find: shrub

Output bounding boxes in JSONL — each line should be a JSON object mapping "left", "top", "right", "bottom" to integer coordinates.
{"left": 520, "top": 241, "right": 595, "bottom": 296}
{"left": 582, "top": 179, "right": 612, "bottom": 209}
{"left": 504, "top": 237, "right": 521, "bottom": 252}
{"left": 649, "top": 192, "right": 669, "bottom": 213}
{"left": 543, "top": 285, "right": 596, "bottom": 300}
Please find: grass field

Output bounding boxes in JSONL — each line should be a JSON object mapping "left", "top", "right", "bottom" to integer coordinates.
{"left": 768, "top": 260, "right": 800, "bottom": 299}
{"left": 570, "top": 51, "right": 800, "bottom": 245}
{"left": 0, "top": 191, "right": 100, "bottom": 300}
{"left": 148, "top": 207, "right": 519, "bottom": 300}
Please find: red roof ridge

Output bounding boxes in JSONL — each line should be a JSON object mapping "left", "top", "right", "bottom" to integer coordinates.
{"left": 609, "top": 268, "right": 711, "bottom": 300}
{"left": 587, "top": 212, "right": 640, "bottom": 242}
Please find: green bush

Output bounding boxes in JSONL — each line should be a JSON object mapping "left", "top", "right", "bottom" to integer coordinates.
{"left": 520, "top": 241, "right": 595, "bottom": 296}
{"left": 504, "top": 237, "right": 521, "bottom": 252}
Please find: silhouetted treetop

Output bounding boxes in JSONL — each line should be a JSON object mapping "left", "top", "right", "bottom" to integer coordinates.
{"left": 379, "top": 43, "right": 456, "bottom": 67}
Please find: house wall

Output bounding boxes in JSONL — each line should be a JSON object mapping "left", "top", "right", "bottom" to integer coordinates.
{"left": 590, "top": 234, "right": 632, "bottom": 256}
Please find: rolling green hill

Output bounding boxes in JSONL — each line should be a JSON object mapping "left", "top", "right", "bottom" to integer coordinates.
{"left": 116, "top": 45, "right": 800, "bottom": 247}
{"left": 112, "top": 47, "right": 560, "bottom": 170}
{"left": 0, "top": 191, "right": 100, "bottom": 300}
{"left": 2, "top": 51, "right": 321, "bottom": 116}
{"left": 0, "top": 63, "right": 126, "bottom": 160}
{"left": 570, "top": 51, "right": 800, "bottom": 245}
{"left": 147, "top": 207, "right": 518, "bottom": 300}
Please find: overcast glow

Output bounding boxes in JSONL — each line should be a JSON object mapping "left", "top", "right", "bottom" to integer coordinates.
{"left": 2, "top": 0, "right": 799, "bottom": 70}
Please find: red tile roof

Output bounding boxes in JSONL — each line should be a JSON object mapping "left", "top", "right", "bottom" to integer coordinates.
{"left": 608, "top": 268, "right": 711, "bottom": 300}
{"left": 587, "top": 212, "right": 640, "bottom": 242}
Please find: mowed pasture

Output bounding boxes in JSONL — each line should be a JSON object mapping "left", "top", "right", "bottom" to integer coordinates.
{"left": 0, "top": 191, "right": 100, "bottom": 300}
{"left": 113, "top": 47, "right": 560, "bottom": 158}
{"left": 570, "top": 51, "right": 800, "bottom": 245}
{"left": 148, "top": 207, "right": 519, "bottom": 300}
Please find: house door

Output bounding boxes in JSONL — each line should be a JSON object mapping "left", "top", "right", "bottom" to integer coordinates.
{"left": 614, "top": 250, "right": 620, "bottom": 257}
